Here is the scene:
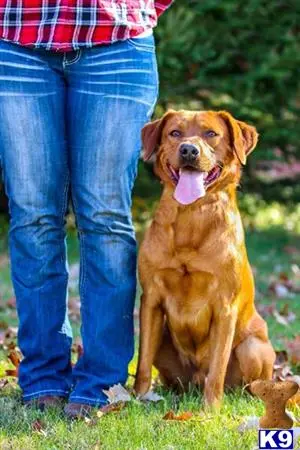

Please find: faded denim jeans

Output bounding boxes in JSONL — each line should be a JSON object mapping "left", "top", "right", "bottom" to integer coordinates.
{"left": 0, "top": 35, "right": 158, "bottom": 405}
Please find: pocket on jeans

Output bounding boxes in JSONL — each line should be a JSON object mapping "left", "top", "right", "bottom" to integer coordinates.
{"left": 127, "top": 35, "right": 155, "bottom": 53}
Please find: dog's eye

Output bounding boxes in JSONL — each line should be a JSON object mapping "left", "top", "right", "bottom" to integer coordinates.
{"left": 170, "top": 130, "right": 182, "bottom": 138}
{"left": 204, "top": 130, "right": 218, "bottom": 138}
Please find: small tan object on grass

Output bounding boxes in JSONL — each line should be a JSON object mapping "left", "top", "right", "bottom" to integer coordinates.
{"left": 250, "top": 379, "right": 299, "bottom": 429}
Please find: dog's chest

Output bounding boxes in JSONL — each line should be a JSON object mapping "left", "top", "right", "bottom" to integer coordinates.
{"left": 158, "top": 270, "right": 217, "bottom": 353}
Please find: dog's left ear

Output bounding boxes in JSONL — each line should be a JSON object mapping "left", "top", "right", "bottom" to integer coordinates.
{"left": 142, "top": 110, "right": 175, "bottom": 161}
{"left": 218, "top": 111, "right": 259, "bottom": 165}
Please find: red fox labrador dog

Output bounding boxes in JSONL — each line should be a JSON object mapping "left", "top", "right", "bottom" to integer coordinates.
{"left": 134, "top": 110, "right": 275, "bottom": 408}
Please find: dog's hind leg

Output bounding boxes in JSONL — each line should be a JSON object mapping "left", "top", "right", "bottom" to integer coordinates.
{"left": 154, "top": 326, "right": 195, "bottom": 390}
{"left": 235, "top": 335, "right": 275, "bottom": 383}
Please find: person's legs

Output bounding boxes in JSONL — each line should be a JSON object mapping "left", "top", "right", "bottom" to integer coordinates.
{"left": 0, "top": 40, "right": 72, "bottom": 400}
{"left": 66, "top": 36, "right": 158, "bottom": 405}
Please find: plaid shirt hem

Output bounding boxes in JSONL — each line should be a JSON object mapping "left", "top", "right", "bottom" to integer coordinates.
{"left": 0, "top": 1, "right": 173, "bottom": 51}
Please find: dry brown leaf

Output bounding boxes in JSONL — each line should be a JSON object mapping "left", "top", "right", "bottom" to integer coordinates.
{"left": 285, "top": 336, "right": 300, "bottom": 365}
{"left": 6, "top": 341, "right": 17, "bottom": 351}
{"left": 163, "top": 410, "right": 176, "bottom": 420}
{"left": 4, "top": 369, "right": 17, "bottom": 377}
{"left": 275, "top": 350, "right": 288, "bottom": 365}
{"left": 163, "top": 410, "right": 193, "bottom": 421}
{"left": 268, "top": 269, "right": 300, "bottom": 298}
{"left": 273, "top": 350, "right": 295, "bottom": 381}
{"left": 71, "top": 341, "right": 83, "bottom": 360}
{"left": 99, "top": 402, "right": 126, "bottom": 415}
{"left": 257, "top": 302, "right": 276, "bottom": 318}
{"left": 32, "top": 419, "right": 47, "bottom": 436}
{"left": 8, "top": 349, "right": 21, "bottom": 368}
{"left": 6, "top": 298, "right": 16, "bottom": 309}
{"left": 4, "top": 349, "right": 21, "bottom": 377}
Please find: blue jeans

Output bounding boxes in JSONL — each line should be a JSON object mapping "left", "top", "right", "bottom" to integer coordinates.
{"left": 0, "top": 36, "right": 158, "bottom": 405}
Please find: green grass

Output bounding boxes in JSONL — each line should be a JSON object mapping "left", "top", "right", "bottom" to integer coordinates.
{"left": 0, "top": 388, "right": 267, "bottom": 450}
{"left": 0, "top": 213, "right": 299, "bottom": 449}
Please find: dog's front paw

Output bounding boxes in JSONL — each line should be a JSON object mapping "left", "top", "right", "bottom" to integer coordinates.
{"left": 134, "top": 374, "right": 152, "bottom": 396}
{"left": 204, "top": 379, "right": 223, "bottom": 410}
{"left": 192, "top": 370, "right": 206, "bottom": 386}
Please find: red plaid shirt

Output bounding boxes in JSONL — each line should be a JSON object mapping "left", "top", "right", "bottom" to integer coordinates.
{"left": 0, "top": 0, "right": 172, "bottom": 52}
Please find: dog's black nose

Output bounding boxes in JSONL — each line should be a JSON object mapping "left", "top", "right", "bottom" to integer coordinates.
{"left": 179, "top": 144, "right": 199, "bottom": 161}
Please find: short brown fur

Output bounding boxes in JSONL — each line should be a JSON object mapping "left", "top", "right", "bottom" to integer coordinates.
{"left": 134, "top": 110, "right": 275, "bottom": 409}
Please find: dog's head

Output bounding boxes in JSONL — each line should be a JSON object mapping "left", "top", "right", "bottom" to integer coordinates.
{"left": 142, "top": 110, "right": 258, "bottom": 205}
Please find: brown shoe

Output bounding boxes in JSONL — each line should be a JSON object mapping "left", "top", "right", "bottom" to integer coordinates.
{"left": 64, "top": 402, "right": 93, "bottom": 420}
{"left": 24, "top": 396, "right": 65, "bottom": 411}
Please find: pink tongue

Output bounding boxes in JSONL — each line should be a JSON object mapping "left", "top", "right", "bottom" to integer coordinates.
{"left": 174, "top": 169, "right": 206, "bottom": 205}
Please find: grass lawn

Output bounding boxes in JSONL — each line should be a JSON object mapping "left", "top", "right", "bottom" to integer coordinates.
{"left": 0, "top": 212, "right": 299, "bottom": 449}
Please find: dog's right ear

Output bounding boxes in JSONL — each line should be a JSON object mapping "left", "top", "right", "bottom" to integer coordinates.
{"left": 142, "top": 110, "right": 175, "bottom": 161}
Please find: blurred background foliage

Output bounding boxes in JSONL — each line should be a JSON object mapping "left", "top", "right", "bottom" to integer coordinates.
{"left": 133, "top": 0, "right": 300, "bottom": 225}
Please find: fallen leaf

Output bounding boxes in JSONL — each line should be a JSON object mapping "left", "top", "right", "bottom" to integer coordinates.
{"left": 6, "top": 297, "right": 16, "bottom": 309}
{"left": 68, "top": 297, "right": 81, "bottom": 322}
{"left": 6, "top": 341, "right": 17, "bottom": 351}
{"left": 257, "top": 302, "right": 276, "bottom": 318}
{"left": 270, "top": 283, "right": 290, "bottom": 298}
{"left": 32, "top": 419, "right": 47, "bottom": 436}
{"left": 0, "top": 326, "right": 18, "bottom": 348}
{"left": 138, "top": 390, "right": 164, "bottom": 402}
{"left": 71, "top": 339, "right": 83, "bottom": 361}
{"left": 0, "top": 379, "right": 8, "bottom": 389}
{"left": 8, "top": 349, "right": 21, "bottom": 368}
{"left": 285, "top": 336, "right": 300, "bottom": 365}
{"left": 4, "top": 369, "right": 18, "bottom": 377}
{"left": 291, "top": 264, "right": 300, "bottom": 277}
{"left": 102, "top": 384, "right": 131, "bottom": 404}
{"left": 273, "top": 309, "right": 296, "bottom": 326}
{"left": 84, "top": 417, "right": 99, "bottom": 427}
{"left": 99, "top": 403, "right": 126, "bottom": 415}
{"left": 275, "top": 350, "right": 288, "bottom": 365}
{"left": 163, "top": 410, "right": 193, "bottom": 421}
{"left": 273, "top": 350, "right": 295, "bottom": 382}
{"left": 269, "top": 270, "right": 300, "bottom": 296}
